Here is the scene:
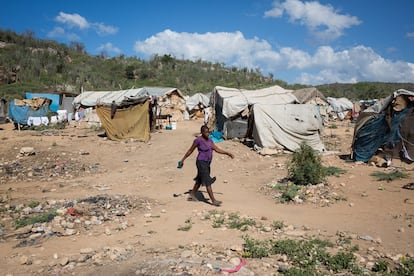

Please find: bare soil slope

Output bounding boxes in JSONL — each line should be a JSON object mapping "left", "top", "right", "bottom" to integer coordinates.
{"left": 0, "top": 119, "right": 413, "bottom": 275}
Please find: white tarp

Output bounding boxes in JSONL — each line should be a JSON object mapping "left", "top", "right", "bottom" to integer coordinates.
{"left": 214, "top": 85, "right": 296, "bottom": 118}
{"left": 252, "top": 103, "right": 325, "bottom": 152}
{"left": 326, "top": 97, "right": 353, "bottom": 112}
{"left": 72, "top": 88, "right": 149, "bottom": 108}
{"left": 186, "top": 92, "right": 210, "bottom": 111}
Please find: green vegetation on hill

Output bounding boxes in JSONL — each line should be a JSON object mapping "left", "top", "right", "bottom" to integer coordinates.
{"left": 1, "top": 28, "right": 413, "bottom": 101}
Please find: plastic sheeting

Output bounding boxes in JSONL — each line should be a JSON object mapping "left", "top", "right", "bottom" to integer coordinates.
{"left": 352, "top": 89, "right": 414, "bottom": 162}
{"left": 96, "top": 100, "right": 150, "bottom": 142}
{"left": 252, "top": 103, "right": 325, "bottom": 152}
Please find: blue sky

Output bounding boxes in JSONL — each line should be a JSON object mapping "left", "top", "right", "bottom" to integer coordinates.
{"left": 1, "top": 0, "right": 414, "bottom": 85}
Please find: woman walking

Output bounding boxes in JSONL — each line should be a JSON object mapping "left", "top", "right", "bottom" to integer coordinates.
{"left": 180, "top": 125, "right": 234, "bottom": 206}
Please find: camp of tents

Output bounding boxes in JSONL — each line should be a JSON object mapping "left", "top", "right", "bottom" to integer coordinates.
{"left": 4, "top": 85, "right": 413, "bottom": 163}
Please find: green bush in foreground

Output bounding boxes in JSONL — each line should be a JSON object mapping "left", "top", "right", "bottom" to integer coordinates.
{"left": 287, "top": 143, "right": 325, "bottom": 185}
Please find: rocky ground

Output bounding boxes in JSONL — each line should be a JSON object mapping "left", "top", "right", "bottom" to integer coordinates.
{"left": 0, "top": 118, "right": 413, "bottom": 275}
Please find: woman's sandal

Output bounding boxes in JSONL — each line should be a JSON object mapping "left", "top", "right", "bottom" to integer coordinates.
{"left": 212, "top": 200, "right": 222, "bottom": 206}
{"left": 187, "top": 196, "right": 198, "bottom": 202}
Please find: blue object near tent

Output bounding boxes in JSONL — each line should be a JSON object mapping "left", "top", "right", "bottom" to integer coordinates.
{"left": 209, "top": 131, "right": 224, "bottom": 143}
{"left": 352, "top": 108, "right": 410, "bottom": 162}
{"left": 26, "top": 92, "right": 60, "bottom": 112}
{"left": 8, "top": 100, "right": 51, "bottom": 125}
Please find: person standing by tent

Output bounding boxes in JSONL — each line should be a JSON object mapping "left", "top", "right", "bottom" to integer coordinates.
{"left": 179, "top": 125, "right": 234, "bottom": 206}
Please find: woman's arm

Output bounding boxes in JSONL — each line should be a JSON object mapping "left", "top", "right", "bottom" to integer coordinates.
{"left": 213, "top": 143, "right": 234, "bottom": 159}
{"left": 181, "top": 141, "right": 197, "bottom": 164}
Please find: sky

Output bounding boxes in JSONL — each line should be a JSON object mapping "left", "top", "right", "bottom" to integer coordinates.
{"left": 1, "top": 0, "right": 414, "bottom": 85}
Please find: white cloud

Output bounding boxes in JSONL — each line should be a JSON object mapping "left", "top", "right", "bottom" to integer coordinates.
{"left": 134, "top": 29, "right": 278, "bottom": 69}
{"left": 97, "top": 42, "right": 121, "bottom": 54}
{"left": 54, "top": 12, "right": 118, "bottom": 37}
{"left": 92, "top": 23, "right": 118, "bottom": 36}
{"left": 133, "top": 29, "right": 414, "bottom": 85}
{"left": 407, "top": 32, "right": 414, "bottom": 38}
{"left": 265, "top": 0, "right": 361, "bottom": 41}
{"left": 55, "top": 12, "right": 89, "bottom": 30}
{"left": 47, "top": 26, "right": 80, "bottom": 41}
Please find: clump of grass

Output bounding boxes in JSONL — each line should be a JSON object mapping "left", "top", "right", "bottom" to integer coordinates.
{"left": 227, "top": 213, "right": 255, "bottom": 231}
{"left": 28, "top": 201, "right": 40, "bottom": 208}
{"left": 328, "top": 124, "right": 338, "bottom": 129}
{"left": 177, "top": 218, "right": 192, "bottom": 231}
{"left": 372, "top": 260, "right": 389, "bottom": 272}
{"left": 271, "top": 220, "right": 285, "bottom": 230}
{"left": 370, "top": 171, "right": 409, "bottom": 182}
{"left": 242, "top": 236, "right": 362, "bottom": 274}
{"left": 272, "top": 182, "right": 302, "bottom": 203}
{"left": 287, "top": 143, "right": 325, "bottom": 185}
{"left": 323, "top": 166, "right": 347, "bottom": 177}
{"left": 15, "top": 210, "right": 57, "bottom": 229}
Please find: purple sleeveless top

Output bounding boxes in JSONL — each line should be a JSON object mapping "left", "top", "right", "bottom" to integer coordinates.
{"left": 195, "top": 136, "right": 214, "bottom": 161}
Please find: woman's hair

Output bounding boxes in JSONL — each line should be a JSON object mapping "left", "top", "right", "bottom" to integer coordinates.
{"left": 200, "top": 125, "right": 209, "bottom": 133}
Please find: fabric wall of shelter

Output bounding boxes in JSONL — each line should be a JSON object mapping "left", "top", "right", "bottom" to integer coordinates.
{"left": 8, "top": 99, "right": 51, "bottom": 125}
{"left": 252, "top": 103, "right": 325, "bottom": 152}
{"left": 96, "top": 101, "right": 150, "bottom": 142}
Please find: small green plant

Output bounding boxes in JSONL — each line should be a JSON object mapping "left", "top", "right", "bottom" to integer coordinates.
{"left": 15, "top": 210, "right": 58, "bottom": 229}
{"left": 212, "top": 217, "right": 225, "bottom": 228}
{"left": 28, "top": 201, "right": 40, "bottom": 208}
{"left": 52, "top": 142, "right": 57, "bottom": 146}
{"left": 242, "top": 235, "right": 271, "bottom": 258}
{"left": 329, "top": 124, "right": 338, "bottom": 129}
{"left": 370, "top": 171, "right": 409, "bottom": 182}
{"left": 287, "top": 143, "right": 325, "bottom": 185}
{"left": 227, "top": 213, "right": 255, "bottom": 231}
{"left": 372, "top": 260, "right": 388, "bottom": 272}
{"left": 326, "top": 251, "right": 356, "bottom": 272}
{"left": 323, "top": 166, "right": 347, "bottom": 177}
{"left": 395, "top": 258, "right": 414, "bottom": 275}
{"left": 177, "top": 218, "right": 192, "bottom": 231}
{"left": 271, "top": 220, "right": 285, "bottom": 230}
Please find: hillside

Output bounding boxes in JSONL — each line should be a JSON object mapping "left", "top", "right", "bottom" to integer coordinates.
{"left": 1, "top": 28, "right": 414, "bottom": 101}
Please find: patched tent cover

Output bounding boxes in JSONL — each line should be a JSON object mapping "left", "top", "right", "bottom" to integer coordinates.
{"left": 211, "top": 85, "right": 297, "bottom": 133}
{"left": 351, "top": 89, "right": 414, "bottom": 162}
{"left": 252, "top": 103, "right": 325, "bottom": 152}
{"left": 96, "top": 100, "right": 150, "bottom": 142}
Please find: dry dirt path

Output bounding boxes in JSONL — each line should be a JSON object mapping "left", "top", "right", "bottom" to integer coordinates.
{"left": 0, "top": 119, "right": 413, "bottom": 275}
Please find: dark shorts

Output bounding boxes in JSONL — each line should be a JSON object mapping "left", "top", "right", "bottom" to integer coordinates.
{"left": 194, "top": 160, "right": 215, "bottom": 186}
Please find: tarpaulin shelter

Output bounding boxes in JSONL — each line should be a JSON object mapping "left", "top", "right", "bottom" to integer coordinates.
{"left": 26, "top": 92, "right": 60, "bottom": 112}
{"left": 96, "top": 100, "right": 150, "bottom": 142}
{"left": 73, "top": 88, "right": 152, "bottom": 141}
{"left": 210, "top": 85, "right": 297, "bottom": 138}
{"left": 250, "top": 103, "right": 325, "bottom": 153}
{"left": 351, "top": 89, "right": 414, "bottom": 163}
{"left": 185, "top": 92, "right": 211, "bottom": 119}
{"left": 8, "top": 98, "right": 52, "bottom": 126}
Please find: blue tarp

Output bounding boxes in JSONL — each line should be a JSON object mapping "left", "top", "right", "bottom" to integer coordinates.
{"left": 352, "top": 108, "right": 410, "bottom": 162}
{"left": 8, "top": 100, "right": 51, "bottom": 125}
{"left": 26, "top": 92, "right": 60, "bottom": 112}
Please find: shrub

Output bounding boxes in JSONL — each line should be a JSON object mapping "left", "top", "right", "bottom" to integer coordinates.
{"left": 287, "top": 143, "right": 325, "bottom": 185}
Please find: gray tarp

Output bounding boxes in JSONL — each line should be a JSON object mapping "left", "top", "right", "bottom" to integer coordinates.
{"left": 252, "top": 103, "right": 325, "bottom": 152}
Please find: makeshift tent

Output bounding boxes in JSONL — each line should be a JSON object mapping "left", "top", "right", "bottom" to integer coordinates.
{"left": 8, "top": 98, "right": 52, "bottom": 125}
{"left": 0, "top": 97, "right": 7, "bottom": 124}
{"left": 251, "top": 103, "right": 325, "bottom": 153}
{"left": 326, "top": 97, "right": 354, "bottom": 120}
{"left": 26, "top": 92, "right": 60, "bottom": 112}
{"left": 210, "top": 85, "right": 297, "bottom": 138}
{"left": 96, "top": 100, "right": 150, "bottom": 142}
{"left": 144, "top": 87, "right": 186, "bottom": 122}
{"left": 351, "top": 89, "right": 414, "bottom": 163}
{"left": 292, "top": 87, "right": 327, "bottom": 105}
{"left": 185, "top": 92, "right": 211, "bottom": 119}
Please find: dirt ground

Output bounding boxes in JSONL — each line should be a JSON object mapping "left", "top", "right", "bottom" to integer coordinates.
{"left": 0, "top": 117, "right": 413, "bottom": 275}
